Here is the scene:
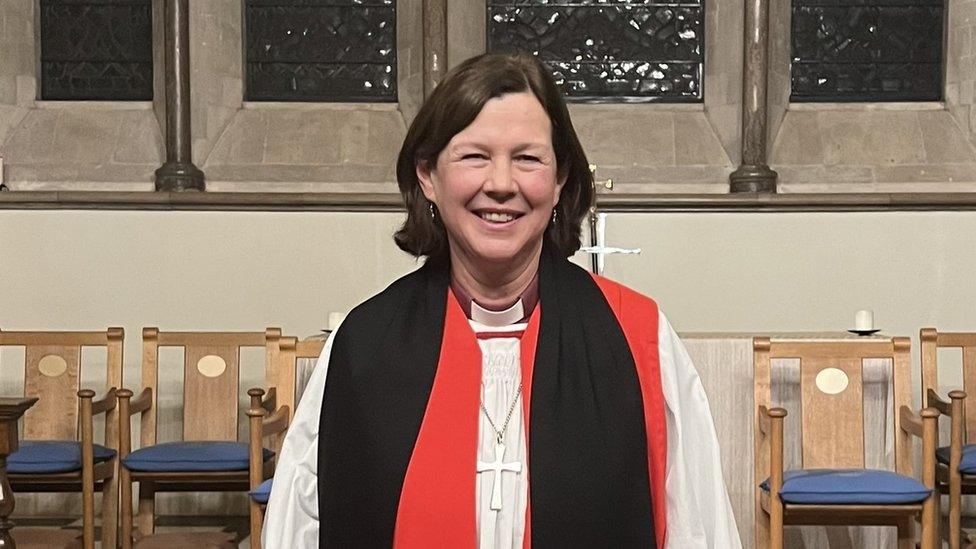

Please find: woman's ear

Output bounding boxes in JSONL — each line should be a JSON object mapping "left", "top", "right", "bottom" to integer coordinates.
{"left": 552, "top": 171, "right": 568, "bottom": 207}
{"left": 416, "top": 160, "right": 438, "bottom": 203}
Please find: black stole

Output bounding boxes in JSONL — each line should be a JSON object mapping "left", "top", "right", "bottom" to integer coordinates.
{"left": 319, "top": 245, "right": 655, "bottom": 547}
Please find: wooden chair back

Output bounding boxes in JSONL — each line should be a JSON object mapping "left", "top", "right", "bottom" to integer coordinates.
{"left": 921, "top": 328, "right": 976, "bottom": 437}
{"left": 140, "top": 327, "right": 280, "bottom": 446}
{"left": 754, "top": 336, "right": 913, "bottom": 474}
{"left": 269, "top": 336, "right": 325, "bottom": 453}
{"left": 264, "top": 337, "right": 325, "bottom": 455}
{"left": 247, "top": 335, "right": 325, "bottom": 549}
{"left": 0, "top": 329, "right": 123, "bottom": 442}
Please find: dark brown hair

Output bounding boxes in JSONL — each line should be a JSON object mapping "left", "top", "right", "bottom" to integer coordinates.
{"left": 393, "top": 53, "right": 593, "bottom": 260}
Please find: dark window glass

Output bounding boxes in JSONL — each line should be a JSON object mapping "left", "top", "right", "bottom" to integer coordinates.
{"left": 244, "top": 0, "right": 397, "bottom": 102}
{"left": 791, "top": 0, "right": 944, "bottom": 101}
{"left": 40, "top": 0, "right": 153, "bottom": 101}
{"left": 487, "top": 0, "right": 704, "bottom": 103}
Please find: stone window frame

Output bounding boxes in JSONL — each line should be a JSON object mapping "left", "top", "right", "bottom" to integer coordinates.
{"left": 188, "top": 0, "right": 746, "bottom": 194}
{"left": 765, "top": 0, "right": 976, "bottom": 193}
{"left": 194, "top": 0, "right": 423, "bottom": 192}
{"left": 447, "top": 0, "right": 741, "bottom": 194}
{"left": 0, "top": 0, "right": 166, "bottom": 191}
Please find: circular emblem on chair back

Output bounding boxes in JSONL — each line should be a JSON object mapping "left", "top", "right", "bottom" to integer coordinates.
{"left": 38, "top": 354, "right": 68, "bottom": 378}
{"left": 815, "top": 367, "right": 849, "bottom": 395}
{"left": 197, "top": 355, "right": 227, "bottom": 378}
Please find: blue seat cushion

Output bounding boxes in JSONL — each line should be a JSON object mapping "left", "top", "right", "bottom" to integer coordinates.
{"left": 936, "top": 444, "right": 976, "bottom": 474}
{"left": 9, "top": 440, "right": 116, "bottom": 474}
{"left": 760, "top": 469, "right": 932, "bottom": 504}
{"left": 121, "top": 441, "right": 273, "bottom": 473}
{"left": 250, "top": 478, "right": 273, "bottom": 504}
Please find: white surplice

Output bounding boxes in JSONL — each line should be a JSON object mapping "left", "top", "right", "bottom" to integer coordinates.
{"left": 471, "top": 318, "right": 529, "bottom": 549}
{"left": 262, "top": 309, "right": 742, "bottom": 548}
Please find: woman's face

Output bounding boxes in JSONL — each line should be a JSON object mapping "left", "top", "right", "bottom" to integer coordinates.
{"left": 417, "top": 91, "right": 565, "bottom": 275}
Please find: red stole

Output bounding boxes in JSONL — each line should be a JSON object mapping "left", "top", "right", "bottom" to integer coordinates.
{"left": 593, "top": 275, "right": 668, "bottom": 547}
{"left": 393, "top": 281, "right": 667, "bottom": 548}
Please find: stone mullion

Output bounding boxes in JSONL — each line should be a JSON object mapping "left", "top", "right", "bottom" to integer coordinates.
{"left": 423, "top": 0, "right": 448, "bottom": 99}
{"left": 730, "top": 0, "right": 778, "bottom": 193}
{"left": 155, "top": 0, "right": 204, "bottom": 192}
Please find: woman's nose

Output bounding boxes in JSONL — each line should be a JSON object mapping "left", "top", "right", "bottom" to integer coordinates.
{"left": 484, "top": 160, "right": 517, "bottom": 196}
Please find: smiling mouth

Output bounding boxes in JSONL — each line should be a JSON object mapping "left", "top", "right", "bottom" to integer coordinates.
{"left": 475, "top": 210, "right": 522, "bottom": 224}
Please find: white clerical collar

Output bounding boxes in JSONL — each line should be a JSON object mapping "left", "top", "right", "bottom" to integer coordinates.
{"left": 470, "top": 299, "right": 525, "bottom": 328}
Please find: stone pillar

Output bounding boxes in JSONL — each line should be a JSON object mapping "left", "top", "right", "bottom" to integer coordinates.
{"left": 155, "top": 0, "right": 204, "bottom": 191}
{"left": 422, "top": 0, "right": 448, "bottom": 99}
{"left": 729, "top": 0, "right": 778, "bottom": 193}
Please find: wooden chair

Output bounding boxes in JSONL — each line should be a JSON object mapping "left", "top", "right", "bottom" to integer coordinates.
{"left": 754, "top": 336, "right": 938, "bottom": 549}
{"left": 920, "top": 328, "right": 976, "bottom": 548}
{"left": 117, "top": 327, "right": 281, "bottom": 549}
{"left": 246, "top": 336, "right": 325, "bottom": 549}
{"left": 0, "top": 328, "right": 124, "bottom": 549}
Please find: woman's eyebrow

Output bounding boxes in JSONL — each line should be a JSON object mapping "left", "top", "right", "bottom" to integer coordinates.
{"left": 448, "top": 141, "right": 485, "bottom": 151}
{"left": 511, "top": 142, "right": 548, "bottom": 152}
{"left": 450, "top": 141, "right": 548, "bottom": 151}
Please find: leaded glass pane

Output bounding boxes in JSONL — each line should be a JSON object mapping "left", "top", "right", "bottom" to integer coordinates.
{"left": 244, "top": 0, "right": 397, "bottom": 102}
{"left": 40, "top": 0, "right": 153, "bottom": 101}
{"left": 487, "top": 1, "right": 704, "bottom": 102}
{"left": 791, "top": 1, "right": 944, "bottom": 101}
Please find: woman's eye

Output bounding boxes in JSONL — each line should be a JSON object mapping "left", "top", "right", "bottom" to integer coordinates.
{"left": 518, "top": 155, "right": 540, "bottom": 162}
{"left": 462, "top": 153, "right": 487, "bottom": 160}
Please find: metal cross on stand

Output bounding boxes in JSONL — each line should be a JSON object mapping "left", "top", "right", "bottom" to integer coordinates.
{"left": 476, "top": 439, "right": 522, "bottom": 512}
{"left": 578, "top": 164, "right": 641, "bottom": 275}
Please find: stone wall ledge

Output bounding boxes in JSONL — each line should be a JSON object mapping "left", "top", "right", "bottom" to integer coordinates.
{"left": 3, "top": 190, "right": 976, "bottom": 212}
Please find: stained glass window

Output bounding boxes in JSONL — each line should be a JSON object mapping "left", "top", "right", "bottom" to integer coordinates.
{"left": 487, "top": 1, "right": 703, "bottom": 102}
{"left": 40, "top": 0, "right": 153, "bottom": 101}
{"left": 244, "top": 0, "right": 397, "bottom": 102}
{"left": 791, "top": 0, "right": 944, "bottom": 101}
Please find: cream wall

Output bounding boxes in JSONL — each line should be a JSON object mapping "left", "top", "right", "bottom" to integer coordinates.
{"left": 2, "top": 209, "right": 976, "bottom": 517}
{"left": 605, "top": 212, "right": 976, "bottom": 335}
{"left": 4, "top": 209, "right": 975, "bottom": 393}
{"left": 8, "top": 210, "right": 975, "bottom": 339}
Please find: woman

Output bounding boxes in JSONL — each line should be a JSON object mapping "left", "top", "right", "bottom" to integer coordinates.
{"left": 263, "top": 53, "right": 740, "bottom": 548}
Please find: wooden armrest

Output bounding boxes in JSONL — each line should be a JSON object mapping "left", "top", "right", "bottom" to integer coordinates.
{"left": 117, "top": 387, "right": 152, "bottom": 459}
{"left": 763, "top": 406, "right": 787, "bottom": 496}
{"left": 927, "top": 388, "right": 953, "bottom": 416}
{"left": 945, "top": 392, "right": 968, "bottom": 470}
{"left": 117, "top": 387, "right": 152, "bottom": 416}
{"left": 900, "top": 405, "right": 940, "bottom": 441}
{"left": 902, "top": 405, "right": 943, "bottom": 496}
{"left": 77, "top": 387, "right": 118, "bottom": 416}
{"left": 900, "top": 405, "right": 926, "bottom": 438}
{"left": 261, "top": 406, "right": 290, "bottom": 438}
{"left": 262, "top": 387, "right": 277, "bottom": 413}
{"left": 758, "top": 406, "right": 787, "bottom": 436}
{"left": 247, "top": 388, "right": 290, "bottom": 439}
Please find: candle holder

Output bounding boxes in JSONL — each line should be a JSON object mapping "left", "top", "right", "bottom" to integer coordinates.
{"left": 848, "top": 328, "right": 881, "bottom": 337}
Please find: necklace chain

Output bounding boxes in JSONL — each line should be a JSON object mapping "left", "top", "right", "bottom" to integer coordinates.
{"left": 480, "top": 382, "right": 523, "bottom": 445}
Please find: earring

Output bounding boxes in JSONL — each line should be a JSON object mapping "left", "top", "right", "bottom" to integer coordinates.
{"left": 551, "top": 208, "right": 558, "bottom": 225}
{"left": 429, "top": 203, "right": 436, "bottom": 220}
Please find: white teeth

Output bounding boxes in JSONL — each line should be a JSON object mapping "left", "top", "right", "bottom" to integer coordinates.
{"left": 480, "top": 212, "right": 515, "bottom": 223}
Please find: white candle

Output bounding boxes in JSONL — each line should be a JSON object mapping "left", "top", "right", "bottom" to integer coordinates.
{"left": 854, "top": 310, "right": 874, "bottom": 331}
{"left": 328, "top": 311, "right": 347, "bottom": 331}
